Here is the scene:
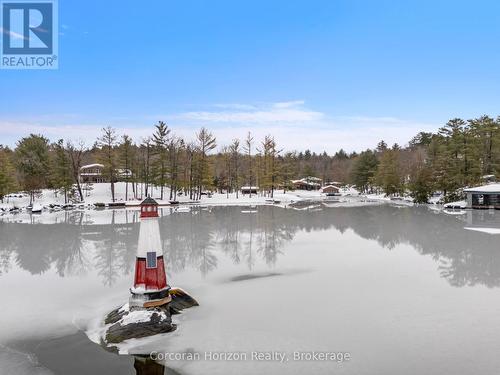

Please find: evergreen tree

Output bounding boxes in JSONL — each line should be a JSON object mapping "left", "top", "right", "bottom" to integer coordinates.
{"left": 195, "top": 127, "right": 217, "bottom": 198}
{"left": 152, "top": 121, "right": 170, "bottom": 200}
{"left": 408, "top": 163, "right": 433, "bottom": 203}
{"left": 375, "top": 149, "right": 403, "bottom": 196}
{"left": 15, "top": 134, "right": 51, "bottom": 204}
{"left": 51, "top": 139, "right": 73, "bottom": 203}
{"left": 0, "top": 147, "right": 17, "bottom": 202}
{"left": 350, "top": 150, "right": 378, "bottom": 193}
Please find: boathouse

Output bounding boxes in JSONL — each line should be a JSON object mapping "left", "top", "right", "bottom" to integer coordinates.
{"left": 321, "top": 185, "right": 341, "bottom": 194}
{"left": 464, "top": 184, "right": 500, "bottom": 209}
{"left": 241, "top": 186, "right": 259, "bottom": 195}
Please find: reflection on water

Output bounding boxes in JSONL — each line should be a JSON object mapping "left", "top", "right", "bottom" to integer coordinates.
{"left": 0, "top": 205, "right": 499, "bottom": 288}
{"left": 2, "top": 204, "right": 500, "bottom": 375}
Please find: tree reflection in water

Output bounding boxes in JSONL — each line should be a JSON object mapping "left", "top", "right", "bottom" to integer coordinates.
{"left": 0, "top": 205, "right": 499, "bottom": 287}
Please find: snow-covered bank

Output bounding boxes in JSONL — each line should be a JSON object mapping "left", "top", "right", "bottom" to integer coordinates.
{"left": 0, "top": 183, "right": 354, "bottom": 213}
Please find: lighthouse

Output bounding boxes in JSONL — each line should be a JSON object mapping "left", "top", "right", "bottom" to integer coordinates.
{"left": 130, "top": 197, "right": 171, "bottom": 308}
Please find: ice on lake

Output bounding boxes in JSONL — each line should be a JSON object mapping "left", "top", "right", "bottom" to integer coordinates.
{"left": 0, "top": 204, "right": 500, "bottom": 374}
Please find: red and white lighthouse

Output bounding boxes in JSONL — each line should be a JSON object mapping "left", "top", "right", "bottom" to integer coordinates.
{"left": 130, "top": 197, "right": 170, "bottom": 308}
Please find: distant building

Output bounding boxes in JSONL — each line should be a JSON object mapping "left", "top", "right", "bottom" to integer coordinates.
{"left": 481, "top": 175, "right": 497, "bottom": 183}
{"left": 80, "top": 163, "right": 105, "bottom": 183}
{"left": 321, "top": 185, "right": 340, "bottom": 194}
{"left": 241, "top": 186, "right": 259, "bottom": 195}
{"left": 79, "top": 164, "right": 132, "bottom": 184}
{"left": 291, "top": 177, "right": 322, "bottom": 191}
{"left": 464, "top": 184, "right": 500, "bottom": 209}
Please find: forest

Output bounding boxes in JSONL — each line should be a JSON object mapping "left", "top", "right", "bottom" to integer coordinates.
{"left": 0, "top": 115, "right": 499, "bottom": 204}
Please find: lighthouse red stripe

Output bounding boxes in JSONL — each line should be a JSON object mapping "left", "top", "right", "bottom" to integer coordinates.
{"left": 134, "top": 256, "right": 167, "bottom": 290}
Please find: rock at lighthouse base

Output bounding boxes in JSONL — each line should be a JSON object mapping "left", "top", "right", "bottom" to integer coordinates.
{"left": 103, "top": 303, "right": 176, "bottom": 344}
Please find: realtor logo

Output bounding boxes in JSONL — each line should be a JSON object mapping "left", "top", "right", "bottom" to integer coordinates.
{"left": 1, "top": 0, "right": 58, "bottom": 69}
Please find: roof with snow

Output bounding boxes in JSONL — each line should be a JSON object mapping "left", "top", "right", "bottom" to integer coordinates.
{"left": 322, "top": 184, "right": 340, "bottom": 190}
{"left": 464, "top": 183, "right": 500, "bottom": 193}
{"left": 141, "top": 196, "right": 159, "bottom": 205}
{"left": 80, "top": 163, "right": 104, "bottom": 170}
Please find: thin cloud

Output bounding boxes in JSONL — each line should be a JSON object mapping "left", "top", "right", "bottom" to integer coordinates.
{"left": 0, "top": 27, "right": 28, "bottom": 40}
{"left": 273, "top": 100, "right": 305, "bottom": 108}
{"left": 174, "top": 101, "right": 323, "bottom": 124}
{"left": 0, "top": 101, "right": 440, "bottom": 152}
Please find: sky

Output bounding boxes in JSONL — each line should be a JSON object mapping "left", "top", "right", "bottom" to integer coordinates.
{"left": 1, "top": 0, "right": 500, "bottom": 152}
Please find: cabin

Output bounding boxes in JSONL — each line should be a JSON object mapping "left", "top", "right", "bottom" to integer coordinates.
{"left": 241, "top": 186, "right": 259, "bottom": 195}
{"left": 321, "top": 185, "right": 341, "bottom": 194}
{"left": 79, "top": 164, "right": 105, "bottom": 183}
{"left": 464, "top": 184, "right": 500, "bottom": 209}
{"left": 79, "top": 164, "right": 132, "bottom": 183}
{"left": 291, "top": 177, "right": 322, "bottom": 191}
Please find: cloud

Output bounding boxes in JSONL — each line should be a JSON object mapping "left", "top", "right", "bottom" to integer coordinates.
{"left": 0, "top": 101, "right": 440, "bottom": 153}
{"left": 272, "top": 100, "right": 305, "bottom": 108}
{"left": 0, "top": 27, "right": 28, "bottom": 40}
{"left": 174, "top": 100, "right": 323, "bottom": 124}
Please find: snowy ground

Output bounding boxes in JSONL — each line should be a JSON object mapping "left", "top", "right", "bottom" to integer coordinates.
{"left": 3, "top": 182, "right": 467, "bottom": 220}
{"left": 0, "top": 183, "right": 361, "bottom": 213}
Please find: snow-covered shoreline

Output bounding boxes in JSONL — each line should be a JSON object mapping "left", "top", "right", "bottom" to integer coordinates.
{"left": 1, "top": 182, "right": 468, "bottom": 223}
{"left": 0, "top": 182, "right": 361, "bottom": 213}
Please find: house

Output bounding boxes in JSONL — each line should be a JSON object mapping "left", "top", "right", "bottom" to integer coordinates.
{"left": 481, "top": 175, "right": 497, "bottom": 183}
{"left": 79, "top": 164, "right": 132, "bottom": 184}
{"left": 321, "top": 185, "right": 341, "bottom": 194}
{"left": 291, "top": 177, "right": 322, "bottom": 191}
{"left": 464, "top": 183, "right": 500, "bottom": 209}
{"left": 241, "top": 186, "right": 259, "bottom": 195}
{"left": 79, "top": 164, "right": 106, "bottom": 183}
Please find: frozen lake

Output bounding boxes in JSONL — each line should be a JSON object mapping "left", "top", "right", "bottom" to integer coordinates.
{"left": 1, "top": 204, "right": 500, "bottom": 375}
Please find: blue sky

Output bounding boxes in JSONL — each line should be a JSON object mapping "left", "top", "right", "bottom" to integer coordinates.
{"left": 1, "top": 0, "right": 500, "bottom": 151}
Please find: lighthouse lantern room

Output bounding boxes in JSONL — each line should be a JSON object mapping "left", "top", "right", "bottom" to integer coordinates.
{"left": 130, "top": 197, "right": 170, "bottom": 308}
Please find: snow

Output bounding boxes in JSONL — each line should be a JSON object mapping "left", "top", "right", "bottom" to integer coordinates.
{"left": 4, "top": 183, "right": 462, "bottom": 222}
{"left": 464, "top": 227, "right": 500, "bottom": 235}
{"left": 443, "top": 200, "right": 467, "bottom": 209}
{"left": 464, "top": 183, "right": 500, "bottom": 193}
{"left": 80, "top": 163, "right": 104, "bottom": 169}
{"left": 120, "top": 309, "right": 167, "bottom": 326}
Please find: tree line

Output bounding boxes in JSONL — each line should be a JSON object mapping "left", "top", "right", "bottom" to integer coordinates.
{"left": 0, "top": 115, "right": 499, "bottom": 204}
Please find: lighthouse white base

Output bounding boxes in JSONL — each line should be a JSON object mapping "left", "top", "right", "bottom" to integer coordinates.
{"left": 129, "top": 286, "right": 171, "bottom": 309}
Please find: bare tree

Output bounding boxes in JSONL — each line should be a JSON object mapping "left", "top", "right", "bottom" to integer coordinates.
{"left": 97, "top": 126, "right": 118, "bottom": 202}
{"left": 119, "top": 135, "right": 134, "bottom": 201}
{"left": 229, "top": 139, "right": 240, "bottom": 198}
{"left": 243, "top": 132, "right": 254, "bottom": 197}
{"left": 67, "top": 140, "right": 87, "bottom": 202}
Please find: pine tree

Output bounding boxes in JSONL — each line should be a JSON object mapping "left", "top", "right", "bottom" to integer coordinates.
{"left": 195, "top": 127, "right": 217, "bottom": 198}
{"left": 51, "top": 139, "right": 73, "bottom": 204}
{"left": 350, "top": 150, "right": 378, "bottom": 193}
{"left": 375, "top": 149, "right": 403, "bottom": 196}
{"left": 0, "top": 147, "right": 17, "bottom": 202}
{"left": 152, "top": 121, "right": 170, "bottom": 200}
{"left": 408, "top": 159, "right": 433, "bottom": 203}
{"left": 15, "top": 134, "right": 51, "bottom": 204}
